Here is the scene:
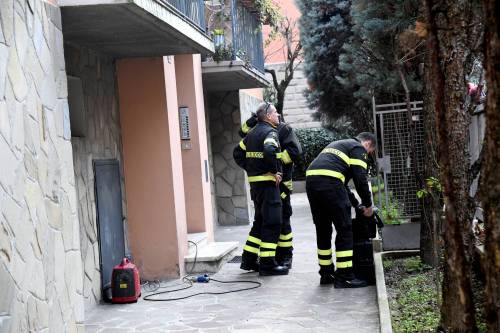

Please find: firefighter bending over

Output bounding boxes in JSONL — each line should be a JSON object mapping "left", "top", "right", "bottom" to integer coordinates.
{"left": 233, "top": 102, "right": 288, "bottom": 276}
{"left": 306, "top": 132, "right": 376, "bottom": 288}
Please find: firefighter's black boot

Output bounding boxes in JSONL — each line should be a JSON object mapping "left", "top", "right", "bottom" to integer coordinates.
{"left": 240, "top": 252, "right": 259, "bottom": 272}
{"left": 333, "top": 271, "right": 367, "bottom": 288}
{"left": 320, "top": 273, "right": 335, "bottom": 285}
{"left": 278, "top": 256, "right": 293, "bottom": 269}
{"left": 240, "top": 261, "right": 259, "bottom": 272}
{"left": 319, "top": 266, "right": 335, "bottom": 285}
{"left": 259, "top": 258, "right": 289, "bottom": 276}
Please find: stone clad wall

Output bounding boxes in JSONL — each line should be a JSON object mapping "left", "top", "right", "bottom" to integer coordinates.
{"left": 265, "top": 62, "right": 321, "bottom": 128}
{"left": 207, "top": 92, "right": 247, "bottom": 225}
{"left": 0, "top": 1, "right": 84, "bottom": 332}
{"left": 65, "top": 44, "right": 127, "bottom": 311}
{"left": 207, "top": 91, "right": 259, "bottom": 226}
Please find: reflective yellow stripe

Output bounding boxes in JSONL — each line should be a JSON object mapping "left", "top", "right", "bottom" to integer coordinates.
{"left": 349, "top": 159, "right": 367, "bottom": 169}
{"left": 317, "top": 249, "right": 332, "bottom": 255}
{"left": 259, "top": 251, "right": 276, "bottom": 257}
{"left": 306, "top": 169, "right": 345, "bottom": 183}
{"left": 248, "top": 175, "right": 276, "bottom": 183}
{"left": 280, "top": 150, "right": 292, "bottom": 164}
{"left": 336, "top": 261, "right": 353, "bottom": 268}
{"left": 321, "top": 148, "right": 350, "bottom": 165}
{"left": 246, "top": 151, "right": 263, "bottom": 158}
{"left": 336, "top": 250, "right": 353, "bottom": 258}
{"left": 239, "top": 140, "right": 246, "bottom": 151}
{"left": 263, "top": 138, "right": 278, "bottom": 146}
{"left": 243, "top": 245, "right": 259, "bottom": 254}
{"left": 260, "top": 242, "right": 277, "bottom": 250}
{"left": 284, "top": 180, "right": 293, "bottom": 191}
{"left": 241, "top": 122, "right": 250, "bottom": 134}
{"left": 280, "top": 192, "right": 287, "bottom": 199}
{"left": 247, "top": 236, "right": 261, "bottom": 245}
{"left": 319, "top": 259, "right": 333, "bottom": 265}
{"left": 280, "top": 233, "right": 293, "bottom": 241}
{"left": 277, "top": 241, "right": 292, "bottom": 247}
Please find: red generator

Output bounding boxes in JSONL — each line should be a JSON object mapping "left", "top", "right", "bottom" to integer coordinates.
{"left": 111, "top": 258, "right": 141, "bottom": 303}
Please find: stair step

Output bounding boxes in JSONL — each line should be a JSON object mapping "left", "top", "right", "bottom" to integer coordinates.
{"left": 187, "top": 232, "right": 208, "bottom": 253}
{"left": 184, "top": 241, "right": 239, "bottom": 273}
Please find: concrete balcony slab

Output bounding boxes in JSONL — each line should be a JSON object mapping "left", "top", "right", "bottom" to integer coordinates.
{"left": 202, "top": 60, "right": 270, "bottom": 92}
{"left": 59, "top": 0, "right": 214, "bottom": 57}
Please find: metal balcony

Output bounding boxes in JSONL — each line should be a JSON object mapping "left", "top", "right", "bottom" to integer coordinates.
{"left": 201, "top": 0, "right": 269, "bottom": 91}
{"left": 164, "top": 0, "right": 206, "bottom": 32}
{"left": 59, "top": 0, "right": 214, "bottom": 57}
{"left": 231, "top": 0, "right": 265, "bottom": 73}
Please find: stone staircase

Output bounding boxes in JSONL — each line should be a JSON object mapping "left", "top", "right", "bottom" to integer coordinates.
{"left": 184, "top": 232, "right": 238, "bottom": 274}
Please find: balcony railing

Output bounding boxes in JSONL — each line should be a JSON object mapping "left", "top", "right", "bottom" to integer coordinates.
{"left": 231, "top": 0, "right": 265, "bottom": 73}
{"left": 164, "top": 0, "right": 206, "bottom": 32}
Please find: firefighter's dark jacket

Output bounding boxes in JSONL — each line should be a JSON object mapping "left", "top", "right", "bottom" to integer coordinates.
{"left": 233, "top": 121, "right": 281, "bottom": 182}
{"left": 307, "top": 138, "right": 372, "bottom": 207}
{"left": 238, "top": 116, "right": 302, "bottom": 190}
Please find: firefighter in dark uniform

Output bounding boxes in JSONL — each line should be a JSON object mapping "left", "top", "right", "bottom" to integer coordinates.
{"left": 233, "top": 102, "right": 288, "bottom": 276}
{"left": 238, "top": 114, "right": 302, "bottom": 269}
{"left": 306, "top": 132, "right": 376, "bottom": 288}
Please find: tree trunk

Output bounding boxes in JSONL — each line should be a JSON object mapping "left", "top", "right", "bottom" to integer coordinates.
{"left": 422, "top": 0, "right": 478, "bottom": 331}
{"left": 481, "top": 0, "right": 500, "bottom": 331}
{"left": 420, "top": 97, "right": 441, "bottom": 267}
{"left": 420, "top": 10, "right": 442, "bottom": 268}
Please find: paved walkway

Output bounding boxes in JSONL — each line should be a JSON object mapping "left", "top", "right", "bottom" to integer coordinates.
{"left": 85, "top": 193, "right": 379, "bottom": 332}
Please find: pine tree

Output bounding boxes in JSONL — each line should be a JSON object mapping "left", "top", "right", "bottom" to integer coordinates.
{"left": 297, "top": 0, "right": 358, "bottom": 130}
{"left": 338, "top": 0, "right": 422, "bottom": 112}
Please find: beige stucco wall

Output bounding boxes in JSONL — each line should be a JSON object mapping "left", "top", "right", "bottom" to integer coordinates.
{"left": 65, "top": 43, "right": 127, "bottom": 311}
{"left": 240, "top": 88, "right": 263, "bottom": 100}
{"left": 175, "top": 54, "right": 214, "bottom": 240}
{"left": 117, "top": 57, "right": 188, "bottom": 279}
{"left": 0, "top": 0, "right": 84, "bottom": 331}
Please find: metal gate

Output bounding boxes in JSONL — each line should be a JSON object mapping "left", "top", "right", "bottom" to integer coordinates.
{"left": 373, "top": 99, "right": 424, "bottom": 219}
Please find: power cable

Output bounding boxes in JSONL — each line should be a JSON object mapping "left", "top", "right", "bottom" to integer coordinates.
{"left": 142, "top": 240, "right": 262, "bottom": 302}
{"left": 143, "top": 278, "right": 261, "bottom": 302}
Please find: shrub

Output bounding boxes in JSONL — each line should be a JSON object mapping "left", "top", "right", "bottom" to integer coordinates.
{"left": 293, "top": 127, "right": 348, "bottom": 180}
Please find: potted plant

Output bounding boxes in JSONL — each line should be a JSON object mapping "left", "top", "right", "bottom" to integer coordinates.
{"left": 374, "top": 190, "right": 421, "bottom": 251}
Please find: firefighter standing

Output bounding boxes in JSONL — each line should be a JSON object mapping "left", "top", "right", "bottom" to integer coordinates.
{"left": 233, "top": 102, "right": 288, "bottom": 276}
{"left": 306, "top": 132, "right": 376, "bottom": 288}
{"left": 238, "top": 114, "right": 302, "bottom": 269}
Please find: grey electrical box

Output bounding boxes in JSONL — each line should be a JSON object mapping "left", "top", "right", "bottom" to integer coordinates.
{"left": 179, "top": 106, "right": 190, "bottom": 140}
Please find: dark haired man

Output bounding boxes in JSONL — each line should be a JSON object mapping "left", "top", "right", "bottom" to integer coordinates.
{"left": 306, "top": 132, "right": 376, "bottom": 288}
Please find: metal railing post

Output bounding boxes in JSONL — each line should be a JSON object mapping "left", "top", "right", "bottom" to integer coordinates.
{"left": 230, "top": 0, "right": 237, "bottom": 61}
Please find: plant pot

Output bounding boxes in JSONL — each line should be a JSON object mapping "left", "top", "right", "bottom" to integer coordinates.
{"left": 381, "top": 222, "right": 421, "bottom": 251}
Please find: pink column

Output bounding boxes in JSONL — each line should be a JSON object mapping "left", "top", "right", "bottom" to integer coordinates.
{"left": 116, "top": 57, "right": 187, "bottom": 279}
{"left": 174, "top": 54, "right": 214, "bottom": 241}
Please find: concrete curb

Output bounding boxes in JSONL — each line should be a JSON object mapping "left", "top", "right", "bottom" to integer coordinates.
{"left": 374, "top": 250, "right": 420, "bottom": 333}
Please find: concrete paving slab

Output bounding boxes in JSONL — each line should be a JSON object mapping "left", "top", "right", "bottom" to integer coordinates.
{"left": 85, "top": 193, "right": 379, "bottom": 332}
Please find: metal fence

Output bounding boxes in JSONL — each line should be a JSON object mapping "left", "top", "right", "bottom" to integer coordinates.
{"left": 164, "top": 0, "right": 206, "bottom": 31}
{"left": 231, "top": 0, "right": 265, "bottom": 73}
{"left": 373, "top": 100, "right": 424, "bottom": 219}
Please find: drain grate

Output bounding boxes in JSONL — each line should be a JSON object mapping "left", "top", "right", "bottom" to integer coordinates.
{"left": 228, "top": 255, "right": 242, "bottom": 263}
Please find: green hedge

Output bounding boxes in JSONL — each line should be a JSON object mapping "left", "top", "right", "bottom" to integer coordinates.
{"left": 293, "top": 127, "right": 348, "bottom": 180}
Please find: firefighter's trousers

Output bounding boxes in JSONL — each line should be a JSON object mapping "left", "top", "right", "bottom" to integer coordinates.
{"left": 306, "top": 177, "right": 354, "bottom": 278}
{"left": 276, "top": 190, "right": 293, "bottom": 260}
{"left": 242, "top": 183, "right": 282, "bottom": 269}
